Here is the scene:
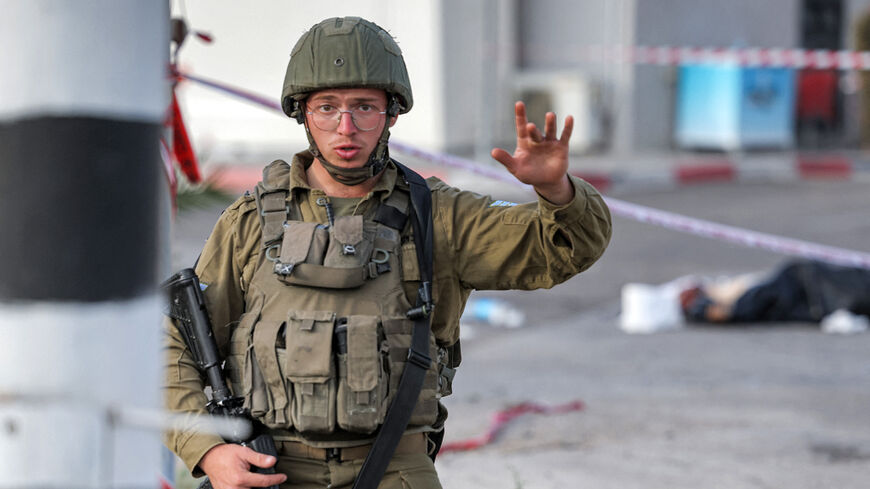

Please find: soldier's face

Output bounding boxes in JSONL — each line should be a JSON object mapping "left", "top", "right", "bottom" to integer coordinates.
{"left": 305, "top": 88, "right": 396, "bottom": 169}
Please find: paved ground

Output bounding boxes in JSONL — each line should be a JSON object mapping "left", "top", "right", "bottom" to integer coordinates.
{"left": 434, "top": 179, "right": 870, "bottom": 489}
{"left": 170, "top": 167, "right": 870, "bottom": 488}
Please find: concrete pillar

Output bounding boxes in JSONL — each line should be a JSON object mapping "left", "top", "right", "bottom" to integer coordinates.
{"left": 0, "top": 1, "right": 168, "bottom": 487}
{"left": 611, "top": 0, "right": 636, "bottom": 155}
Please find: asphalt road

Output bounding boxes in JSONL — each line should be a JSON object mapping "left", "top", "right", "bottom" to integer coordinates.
{"left": 436, "top": 179, "right": 870, "bottom": 489}
{"left": 171, "top": 177, "right": 870, "bottom": 488}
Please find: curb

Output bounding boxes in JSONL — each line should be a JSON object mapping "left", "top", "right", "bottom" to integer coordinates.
{"left": 572, "top": 152, "right": 862, "bottom": 193}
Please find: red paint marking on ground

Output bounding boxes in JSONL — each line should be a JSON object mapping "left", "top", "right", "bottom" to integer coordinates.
{"left": 797, "top": 155, "right": 852, "bottom": 179}
{"left": 572, "top": 171, "right": 612, "bottom": 192}
{"left": 439, "top": 400, "right": 585, "bottom": 454}
{"left": 675, "top": 162, "right": 737, "bottom": 184}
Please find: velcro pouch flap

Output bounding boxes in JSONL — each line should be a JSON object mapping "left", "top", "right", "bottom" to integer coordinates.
{"left": 333, "top": 215, "right": 364, "bottom": 245}
{"left": 324, "top": 215, "right": 372, "bottom": 269}
{"left": 252, "top": 320, "right": 289, "bottom": 422}
{"left": 346, "top": 315, "right": 379, "bottom": 392}
{"left": 308, "top": 225, "right": 329, "bottom": 264}
{"left": 284, "top": 310, "right": 335, "bottom": 382}
{"left": 230, "top": 309, "right": 259, "bottom": 356}
{"left": 279, "top": 221, "right": 319, "bottom": 265}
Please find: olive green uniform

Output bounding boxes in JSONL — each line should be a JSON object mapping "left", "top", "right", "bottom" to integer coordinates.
{"left": 164, "top": 151, "right": 611, "bottom": 487}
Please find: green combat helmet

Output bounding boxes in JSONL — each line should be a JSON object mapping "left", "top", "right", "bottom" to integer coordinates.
{"left": 281, "top": 17, "right": 413, "bottom": 185}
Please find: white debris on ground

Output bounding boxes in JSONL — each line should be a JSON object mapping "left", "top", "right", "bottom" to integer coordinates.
{"left": 619, "top": 272, "right": 763, "bottom": 334}
{"left": 459, "top": 297, "right": 526, "bottom": 340}
{"left": 619, "top": 278, "right": 689, "bottom": 334}
{"left": 620, "top": 272, "right": 869, "bottom": 334}
{"left": 821, "top": 309, "right": 870, "bottom": 334}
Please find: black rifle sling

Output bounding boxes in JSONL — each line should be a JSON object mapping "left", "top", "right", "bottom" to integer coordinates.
{"left": 352, "top": 162, "right": 434, "bottom": 489}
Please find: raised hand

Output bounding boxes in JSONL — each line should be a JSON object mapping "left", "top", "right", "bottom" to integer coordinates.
{"left": 491, "top": 101, "right": 575, "bottom": 205}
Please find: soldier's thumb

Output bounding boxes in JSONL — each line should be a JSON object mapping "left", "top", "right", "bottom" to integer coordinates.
{"left": 490, "top": 148, "right": 516, "bottom": 172}
{"left": 243, "top": 448, "right": 277, "bottom": 469}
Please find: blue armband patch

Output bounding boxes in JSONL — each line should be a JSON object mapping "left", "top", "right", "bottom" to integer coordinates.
{"left": 489, "top": 200, "right": 518, "bottom": 207}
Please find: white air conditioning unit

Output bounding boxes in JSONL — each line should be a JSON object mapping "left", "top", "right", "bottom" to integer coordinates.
{"left": 512, "top": 72, "right": 602, "bottom": 153}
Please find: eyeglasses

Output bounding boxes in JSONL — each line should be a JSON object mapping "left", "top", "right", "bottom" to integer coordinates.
{"left": 306, "top": 103, "right": 387, "bottom": 132}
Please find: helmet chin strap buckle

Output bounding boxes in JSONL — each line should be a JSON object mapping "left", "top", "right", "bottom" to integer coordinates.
{"left": 291, "top": 99, "right": 306, "bottom": 124}
{"left": 387, "top": 96, "right": 404, "bottom": 117}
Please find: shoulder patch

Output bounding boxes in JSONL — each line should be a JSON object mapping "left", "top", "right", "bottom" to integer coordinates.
{"left": 489, "top": 200, "right": 518, "bottom": 207}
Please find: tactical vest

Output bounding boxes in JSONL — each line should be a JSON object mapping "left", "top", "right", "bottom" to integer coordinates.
{"left": 224, "top": 160, "right": 455, "bottom": 443}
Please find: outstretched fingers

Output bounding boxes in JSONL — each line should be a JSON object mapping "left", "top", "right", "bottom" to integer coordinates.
{"left": 514, "top": 101, "right": 529, "bottom": 139}
{"left": 526, "top": 122, "right": 543, "bottom": 143}
{"left": 544, "top": 112, "right": 557, "bottom": 140}
{"left": 491, "top": 147, "right": 517, "bottom": 173}
{"left": 560, "top": 115, "right": 574, "bottom": 144}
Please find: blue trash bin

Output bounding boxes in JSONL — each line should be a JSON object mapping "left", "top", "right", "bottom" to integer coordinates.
{"left": 675, "top": 64, "right": 796, "bottom": 150}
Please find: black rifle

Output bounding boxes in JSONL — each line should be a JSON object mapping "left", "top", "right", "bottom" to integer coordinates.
{"left": 163, "top": 268, "right": 280, "bottom": 489}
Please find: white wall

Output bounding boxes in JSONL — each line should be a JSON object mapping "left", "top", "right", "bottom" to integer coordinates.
{"left": 514, "top": 0, "right": 635, "bottom": 153}
{"left": 172, "top": 0, "right": 445, "bottom": 166}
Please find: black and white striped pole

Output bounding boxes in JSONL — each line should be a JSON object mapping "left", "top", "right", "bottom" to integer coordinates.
{"left": 0, "top": 1, "right": 168, "bottom": 487}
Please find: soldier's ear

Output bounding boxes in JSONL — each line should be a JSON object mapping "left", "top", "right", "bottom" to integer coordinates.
{"left": 389, "top": 115, "right": 398, "bottom": 127}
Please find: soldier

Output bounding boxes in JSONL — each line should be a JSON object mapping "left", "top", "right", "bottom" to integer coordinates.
{"left": 164, "top": 16, "right": 611, "bottom": 489}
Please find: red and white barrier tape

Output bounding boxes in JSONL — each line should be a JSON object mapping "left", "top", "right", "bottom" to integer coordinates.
{"left": 439, "top": 400, "right": 585, "bottom": 454}
{"left": 385, "top": 138, "right": 870, "bottom": 270}
{"left": 178, "top": 72, "right": 870, "bottom": 270}
{"left": 636, "top": 46, "right": 870, "bottom": 70}
{"left": 606, "top": 199, "right": 870, "bottom": 270}
{"left": 182, "top": 73, "right": 283, "bottom": 112}
{"left": 560, "top": 45, "right": 870, "bottom": 70}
